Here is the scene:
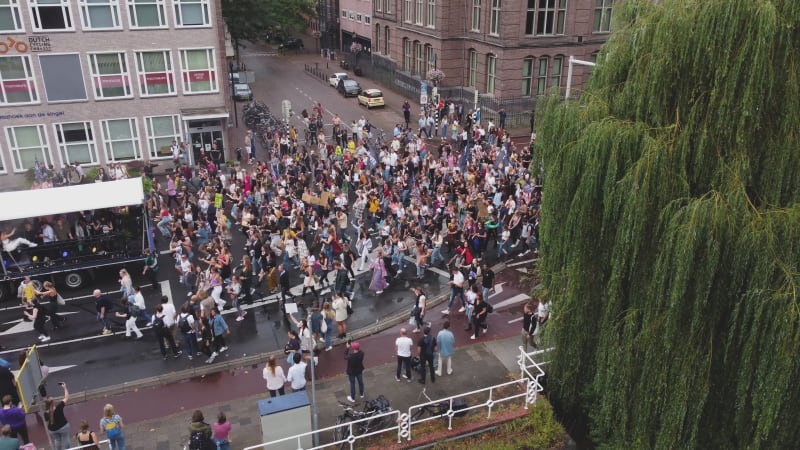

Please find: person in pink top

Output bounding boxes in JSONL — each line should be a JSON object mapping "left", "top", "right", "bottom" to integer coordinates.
{"left": 212, "top": 412, "right": 231, "bottom": 450}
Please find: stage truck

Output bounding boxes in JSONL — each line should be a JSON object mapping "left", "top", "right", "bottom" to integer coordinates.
{"left": 0, "top": 177, "right": 148, "bottom": 301}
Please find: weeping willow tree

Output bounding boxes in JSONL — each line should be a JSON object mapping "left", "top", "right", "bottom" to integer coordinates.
{"left": 537, "top": 0, "right": 800, "bottom": 448}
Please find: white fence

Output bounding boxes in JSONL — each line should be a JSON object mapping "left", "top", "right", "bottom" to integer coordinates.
{"left": 244, "top": 346, "right": 551, "bottom": 450}
{"left": 65, "top": 439, "right": 111, "bottom": 450}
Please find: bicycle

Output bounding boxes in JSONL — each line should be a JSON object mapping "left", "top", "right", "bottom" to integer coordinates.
{"left": 332, "top": 395, "right": 394, "bottom": 449}
{"left": 410, "top": 387, "right": 467, "bottom": 421}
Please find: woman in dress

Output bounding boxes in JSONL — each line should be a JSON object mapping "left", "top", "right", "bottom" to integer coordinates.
{"left": 368, "top": 249, "right": 389, "bottom": 295}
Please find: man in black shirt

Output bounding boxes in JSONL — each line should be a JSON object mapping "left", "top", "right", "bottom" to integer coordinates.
{"left": 94, "top": 289, "right": 113, "bottom": 335}
{"left": 481, "top": 262, "right": 495, "bottom": 304}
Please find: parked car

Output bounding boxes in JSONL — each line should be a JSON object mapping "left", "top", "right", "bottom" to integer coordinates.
{"left": 229, "top": 72, "right": 240, "bottom": 84}
{"left": 329, "top": 72, "right": 349, "bottom": 88}
{"left": 337, "top": 79, "right": 362, "bottom": 97}
{"left": 279, "top": 38, "right": 304, "bottom": 50}
{"left": 357, "top": 89, "right": 385, "bottom": 109}
{"left": 233, "top": 83, "right": 253, "bottom": 101}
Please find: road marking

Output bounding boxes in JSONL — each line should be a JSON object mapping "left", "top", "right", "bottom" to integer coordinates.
{"left": 508, "top": 317, "right": 523, "bottom": 324}
{"left": 159, "top": 280, "right": 173, "bottom": 305}
{"left": 489, "top": 282, "right": 505, "bottom": 298}
{"left": 517, "top": 268, "right": 528, "bottom": 274}
{"left": 507, "top": 258, "right": 538, "bottom": 267}
{"left": 0, "top": 312, "right": 80, "bottom": 336}
{"left": 1, "top": 285, "right": 154, "bottom": 312}
{"left": 491, "top": 293, "right": 531, "bottom": 310}
{"left": 241, "top": 52, "right": 278, "bottom": 57}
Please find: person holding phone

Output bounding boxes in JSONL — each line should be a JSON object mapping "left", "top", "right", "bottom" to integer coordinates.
{"left": 44, "top": 383, "right": 70, "bottom": 450}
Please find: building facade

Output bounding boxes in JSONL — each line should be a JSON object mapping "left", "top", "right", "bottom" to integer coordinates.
{"left": 371, "top": 0, "right": 613, "bottom": 99}
{"left": 0, "top": 0, "right": 231, "bottom": 188}
{"left": 339, "top": 0, "right": 373, "bottom": 53}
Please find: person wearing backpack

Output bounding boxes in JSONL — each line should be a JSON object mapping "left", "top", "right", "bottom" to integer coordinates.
{"left": 416, "top": 326, "right": 437, "bottom": 384}
{"left": 152, "top": 305, "right": 181, "bottom": 360}
{"left": 187, "top": 410, "right": 215, "bottom": 450}
{"left": 99, "top": 404, "right": 124, "bottom": 450}
{"left": 178, "top": 304, "right": 198, "bottom": 360}
{"left": 114, "top": 297, "right": 143, "bottom": 340}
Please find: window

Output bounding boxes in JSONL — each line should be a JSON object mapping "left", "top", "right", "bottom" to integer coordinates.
{"left": 365, "top": 15, "right": 370, "bottom": 24}
{"left": 551, "top": 55, "right": 562, "bottom": 88}
{"left": 54, "top": 121, "right": 98, "bottom": 165}
{"left": 79, "top": 0, "right": 120, "bottom": 30}
{"left": 489, "top": 0, "right": 501, "bottom": 35}
{"left": 537, "top": 57, "right": 548, "bottom": 95}
{"left": 39, "top": 54, "right": 87, "bottom": 102}
{"left": 180, "top": 48, "right": 217, "bottom": 93}
{"left": 88, "top": 52, "right": 131, "bottom": 99}
{"left": 384, "top": 26, "right": 390, "bottom": 55}
{"left": 356, "top": 13, "right": 362, "bottom": 22}
{"left": 471, "top": 0, "right": 481, "bottom": 32}
{"left": 468, "top": 49, "right": 477, "bottom": 88}
{"left": 376, "top": 1, "right": 382, "bottom": 12}
{"left": 416, "top": 0, "right": 423, "bottom": 24}
{"left": 348, "top": 11, "right": 354, "bottom": 20}
{"left": 426, "top": 0, "right": 435, "bottom": 27}
{"left": 534, "top": 0, "right": 566, "bottom": 36}
{"left": 341, "top": 9, "right": 347, "bottom": 18}
{"left": 174, "top": 0, "right": 209, "bottom": 27}
{"left": 521, "top": 57, "right": 534, "bottom": 96}
{"left": 0, "top": 0, "right": 24, "bottom": 32}
{"left": 414, "top": 41, "right": 423, "bottom": 76}
{"left": 136, "top": 50, "right": 175, "bottom": 96}
{"left": 101, "top": 118, "right": 140, "bottom": 161}
{"left": 594, "top": 0, "right": 612, "bottom": 32}
{"left": 5, "top": 125, "right": 51, "bottom": 172}
{"left": 425, "top": 44, "right": 434, "bottom": 74}
{"left": 403, "top": 38, "right": 411, "bottom": 71}
{"left": 145, "top": 115, "right": 180, "bottom": 158}
{"left": 29, "top": 0, "right": 73, "bottom": 31}
{"left": 486, "top": 54, "right": 496, "bottom": 94}
{"left": 374, "top": 23, "right": 380, "bottom": 53}
{"left": 385, "top": 0, "right": 391, "bottom": 14}
{"left": 404, "top": 0, "right": 412, "bottom": 23}
{"left": 128, "top": 0, "right": 165, "bottom": 28}
{"left": 0, "top": 56, "right": 38, "bottom": 104}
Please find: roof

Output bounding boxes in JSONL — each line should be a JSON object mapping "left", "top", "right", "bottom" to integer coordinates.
{"left": 362, "top": 89, "right": 383, "bottom": 95}
{"left": 0, "top": 177, "right": 145, "bottom": 222}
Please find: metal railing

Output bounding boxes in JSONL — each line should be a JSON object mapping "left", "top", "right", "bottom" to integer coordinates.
{"left": 246, "top": 345, "right": 550, "bottom": 449}
{"left": 65, "top": 439, "right": 111, "bottom": 450}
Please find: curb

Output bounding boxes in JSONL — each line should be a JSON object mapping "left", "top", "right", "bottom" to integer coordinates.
{"left": 66, "top": 290, "right": 451, "bottom": 405}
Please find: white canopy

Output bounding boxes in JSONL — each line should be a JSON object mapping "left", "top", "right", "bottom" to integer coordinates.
{"left": 0, "top": 177, "right": 145, "bottom": 222}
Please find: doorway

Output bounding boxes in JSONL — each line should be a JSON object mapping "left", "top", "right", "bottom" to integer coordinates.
{"left": 186, "top": 120, "right": 224, "bottom": 166}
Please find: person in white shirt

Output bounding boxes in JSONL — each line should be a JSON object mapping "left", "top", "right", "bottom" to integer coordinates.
{"left": 286, "top": 353, "right": 307, "bottom": 391}
{"left": 442, "top": 267, "right": 466, "bottom": 314}
{"left": 263, "top": 356, "right": 287, "bottom": 397}
{"left": 395, "top": 328, "right": 414, "bottom": 382}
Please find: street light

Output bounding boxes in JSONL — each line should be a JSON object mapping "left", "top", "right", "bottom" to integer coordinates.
{"left": 565, "top": 55, "right": 596, "bottom": 99}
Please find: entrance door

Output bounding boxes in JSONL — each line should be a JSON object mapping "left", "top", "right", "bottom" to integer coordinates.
{"left": 187, "top": 120, "right": 224, "bottom": 166}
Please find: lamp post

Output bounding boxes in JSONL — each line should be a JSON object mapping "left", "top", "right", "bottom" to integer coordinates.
{"left": 565, "top": 55, "right": 596, "bottom": 99}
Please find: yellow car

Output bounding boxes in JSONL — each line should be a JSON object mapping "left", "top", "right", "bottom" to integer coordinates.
{"left": 358, "top": 89, "right": 385, "bottom": 109}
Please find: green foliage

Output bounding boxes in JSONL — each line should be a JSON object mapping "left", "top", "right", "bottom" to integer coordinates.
{"left": 538, "top": 0, "right": 800, "bottom": 448}
{"left": 432, "top": 401, "right": 566, "bottom": 450}
{"left": 84, "top": 167, "right": 99, "bottom": 183}
{"left": 221, "top": 0, "right": 315, "bottom": 46}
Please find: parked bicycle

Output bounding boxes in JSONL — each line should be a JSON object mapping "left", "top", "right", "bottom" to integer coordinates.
{"left": 332, "top": 395, "right": 394, "bottom": 449}
{"left": 410, "top": 387, "right": 467, "bottom": 421}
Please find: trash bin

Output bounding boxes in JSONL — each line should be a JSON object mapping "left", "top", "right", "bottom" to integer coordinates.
{"left": 258, "top": 392, "right": 312, "bottom": 449}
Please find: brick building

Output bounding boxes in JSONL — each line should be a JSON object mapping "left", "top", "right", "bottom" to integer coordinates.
{"left": 340, "top": 0, "right": 373, "bottom": 52}
{"left": 371, "top": 0, "right": 613, "bottom": 101}
{"left": 0, "top": 0, "right": 232, "bottom": 188}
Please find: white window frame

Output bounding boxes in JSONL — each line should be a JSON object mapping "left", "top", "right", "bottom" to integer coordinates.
{"left": 5, "top": 124, "right": 51, "bottom": 173}
{"left": 101, "top": 117, "right": 141, "bottom": 161}
{"left": 135, "top": 49, "right": 175, "bottom": 97}
{"left": 415, "top": 0, "right": 423, "bottom": 25}
{"left": 356, "top": 13, "right": 362, "bottom": 23}
{"left": 414, "top": 41, "right": 423, "bottom": 77}
{"left": 54, "top": 121, "right": 99, "bottom": 166}
{"left": 128, "top": 0, "right": 166, "bottom": 29}
{"left": 537, "top": 56, "right": 548, "bottom": 95}
{"left": 348, "top": 11, "right": 354, "bottom": 20}
{"left": 521, "top": 57, "right": 534, "bottom": 96}
{"left": 179, "top": 48, "right": 217, "bottom": 94}
{"left": 486, "top": 54, "right": 496, "bottom": 94}
{"left": 376, "top": 1, "right": 382, "bottom": 12}
{"left": 385, "top": 0, "right": 391, "bottom": 14}
{"left": 425, "top": 44, "right": 435, "bottom": 74}
{"left": 404, "top": 0, "right": 412, "bottom": 23}
{"left": 341, "top": 9, "right": 347, "bottom": 19}
{"left": 364, "top": 15, "right": 371, "bottom": 25}
{"left": 426, "top": 0, "right": 435, "bottom": 28}
{"left": 87, "top": 51, "right": 132, "bottom": 100}
{"left": 551, "top": 55, "right": 563, "bottom": 89}
{"left": 0, "top": 55, "right": 39, "bottom": 105}
{"left": 374, "top": 23, "right": 380, "bottom": 53}
{"left": 594, "top": 0, "right": 612, "bottom": 33}
{"left": 174, "top": 0, "right": 210, "bottom": 28}
{"left": 145, "top": 114, "right": 181, "bottom": 159}
{"left": 29, "top": 0, "right": 74, "bottom": 32}
{"left": 79, "top": 0, "right": 121, "bottom": 30}
{"left": 468, "top": 49, "right": 477, "bottom": 88}
{"left": 403, "top": 38, "right": 411, "bottom": 71}
{"left": 471, "top": 0, "right": 481, "bottom": 32}
{"left": 0, "top": 0, "right": 24, "bottom": 33}
{"left": 489, "top": 0, "right": 501, "bottom": 36}
{"left": 535, "top": 0, "right": 567, "bottom": 36}
{"left": 384, "top": 26, "right": 390, "bottom": 54}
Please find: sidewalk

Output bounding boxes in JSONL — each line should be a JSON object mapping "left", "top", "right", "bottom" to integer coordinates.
{"left": 122, "top": 334, "right": 524, "bottom": 450}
